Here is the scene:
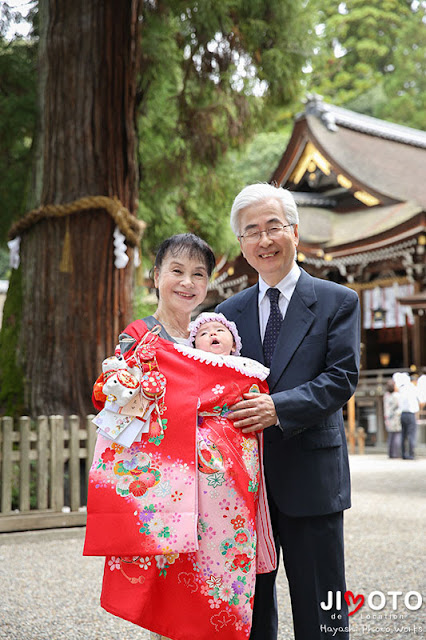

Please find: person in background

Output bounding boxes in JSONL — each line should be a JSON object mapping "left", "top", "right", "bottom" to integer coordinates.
{"left": 383, "top": 379, "right": 402, "bottom": 458}
{"left": 217, "top": 183, "right": 360, "bottom": 640}
{"left": 395, "top": 373, "right": 420, "bottom": 460}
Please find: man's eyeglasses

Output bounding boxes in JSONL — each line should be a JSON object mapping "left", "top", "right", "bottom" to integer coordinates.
{"left": 239, "top": 224, "right": 293, "bottom": 244}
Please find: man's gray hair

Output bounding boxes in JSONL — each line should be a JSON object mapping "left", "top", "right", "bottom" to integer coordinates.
{"left": 230, "top": 183, "right": 299, "bottom": 237}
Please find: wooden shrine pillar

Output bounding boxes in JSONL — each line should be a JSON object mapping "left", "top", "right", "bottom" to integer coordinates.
{"left": 347, "top": 395, "right": 356, "bottom": 455}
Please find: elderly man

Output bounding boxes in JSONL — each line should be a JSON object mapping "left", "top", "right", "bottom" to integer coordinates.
{"left": 217, "top": 183, "right": 360, "bottom": 640}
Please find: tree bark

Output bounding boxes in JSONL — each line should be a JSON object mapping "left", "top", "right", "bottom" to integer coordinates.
{"left": 19, "top": 0, "right": 141, "bottom": 416}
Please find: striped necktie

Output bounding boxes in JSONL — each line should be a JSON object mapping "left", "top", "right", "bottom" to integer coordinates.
{"left": 263, "top": 288, "right": 283, "bottom": 367}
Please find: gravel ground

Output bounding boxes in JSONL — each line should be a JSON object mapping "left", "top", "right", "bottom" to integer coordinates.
{"left": 0, "top": 453, "right": 425, "bottom": 640}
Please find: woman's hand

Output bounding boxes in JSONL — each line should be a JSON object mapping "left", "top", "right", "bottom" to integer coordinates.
{"left": 227, "top": 392, "right": 278, "bottom": 433}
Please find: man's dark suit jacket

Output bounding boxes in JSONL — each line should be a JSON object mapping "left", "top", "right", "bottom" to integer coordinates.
{"left": 217, "top": 268, "right": 360, "bottom": 518}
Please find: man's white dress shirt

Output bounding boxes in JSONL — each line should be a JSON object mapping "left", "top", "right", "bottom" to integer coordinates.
{"left": 258, "top": 263, "right": 301, "bottom": 340}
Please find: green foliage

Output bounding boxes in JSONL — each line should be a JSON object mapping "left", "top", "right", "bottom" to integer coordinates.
{"left": 0, "top": 12, "right": 36, "bottom": 416}
{"left": 0, "top": 246, "right": 10, "bottom": 279}
{"left": 230, "top": 130, "right": 291, "bottom": 185}
{"left": 0, "top": 35, "right": 37, "bottom": 246}
{"left": 132, "top": 287, "right": 158, "bottom": 322}
{"left": 374, "top": 14, "right": 426, "bottom": 129}
{"left": 139, "top": 126, "right": 292, "bottom": 269}
{"left": 138, "top": 0, "right": 314, "bottom": 262}
{"left": 305, "top": 0, "right": 426, "bottom": 129}
{"left": 0, "top": 265, "right": 25, "bottom": 416}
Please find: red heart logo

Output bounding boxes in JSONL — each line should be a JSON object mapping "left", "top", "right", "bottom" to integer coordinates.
{"left": 345, "top": 590, "right": 365, "bottom": 616}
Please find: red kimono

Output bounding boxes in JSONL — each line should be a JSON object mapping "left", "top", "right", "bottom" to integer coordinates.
{"left": 84, "top": 321, "right": 276, "bottom": 640}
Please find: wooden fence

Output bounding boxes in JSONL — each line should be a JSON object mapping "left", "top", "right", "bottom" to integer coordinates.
{"left": 0, "top": 414, "right": 96, "bottom": 533}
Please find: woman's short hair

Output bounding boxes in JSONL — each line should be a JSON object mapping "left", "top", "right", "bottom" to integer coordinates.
{"left": 230, "top": 183, "right": 299, "bottom": 237}
{"left": 154, "top": 233, "right": 216, "bottom": 277}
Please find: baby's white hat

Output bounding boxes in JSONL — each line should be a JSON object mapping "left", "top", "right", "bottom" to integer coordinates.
{"left": 188, "top": 312, "right": 242, "bottom": 355}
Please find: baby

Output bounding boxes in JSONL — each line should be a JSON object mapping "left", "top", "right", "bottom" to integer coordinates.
{"left": 188, "top": 312, "right": 242, "bottom": 356}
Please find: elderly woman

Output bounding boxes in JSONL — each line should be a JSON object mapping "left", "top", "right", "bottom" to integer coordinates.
{"left": 84, "top": 233, "right": 275, "bottom": 640}
{"left": 123, "top": 232, "right": 216, "bottom": 343}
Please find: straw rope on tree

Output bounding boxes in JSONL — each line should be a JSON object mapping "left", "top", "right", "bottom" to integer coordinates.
{"left": 8, "top": 195, "right": 146, "bottom": 247}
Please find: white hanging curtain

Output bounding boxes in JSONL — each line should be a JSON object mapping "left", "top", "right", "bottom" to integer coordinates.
{"left": 362, "top": 284, "right": 415, "bottom": 329}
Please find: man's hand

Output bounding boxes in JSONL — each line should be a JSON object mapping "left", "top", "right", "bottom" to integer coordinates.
{"left": 227, "top": 392, "right": 278, "bottom": 433}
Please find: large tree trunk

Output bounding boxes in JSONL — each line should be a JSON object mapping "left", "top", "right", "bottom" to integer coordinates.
{"left": 18, "top": 0, "right": 142, "bottom": 416}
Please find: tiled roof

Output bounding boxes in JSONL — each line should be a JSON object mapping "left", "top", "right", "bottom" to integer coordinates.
{"left": 302, "top": 94, "right": 426, "bottom": 148}
{"left": 307, "top": 115, "right": 426, "bottom": 207}
{"left": 298, "top": 201, "right": 423, "bottom": 248}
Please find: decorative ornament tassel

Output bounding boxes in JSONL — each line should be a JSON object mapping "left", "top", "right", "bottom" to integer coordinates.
{"left": 59, "top": 217, "right": 73, "bottom": 273}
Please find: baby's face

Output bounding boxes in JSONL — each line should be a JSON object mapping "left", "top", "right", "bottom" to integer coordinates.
{"left": 194, "top": 321, "right": 235, "bottom": 355}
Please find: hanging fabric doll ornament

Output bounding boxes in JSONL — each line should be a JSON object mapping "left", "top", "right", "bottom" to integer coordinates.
{"left": 141, "top": 370, "right": 167, "bottom": 437}
{"left": 141, "top": 370, "right": 166, "bottom": 400}
{"left": 92, "top": 324, "right": 169, "bottom": 444}
{"left": 134, "top": 324, "right": 162, "bottom": 371}
{"left": 102, "top": 369, "right": 141, "bottom": 406}
{"left": 131, "top": 324, "right": 167, "bottom": 437}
